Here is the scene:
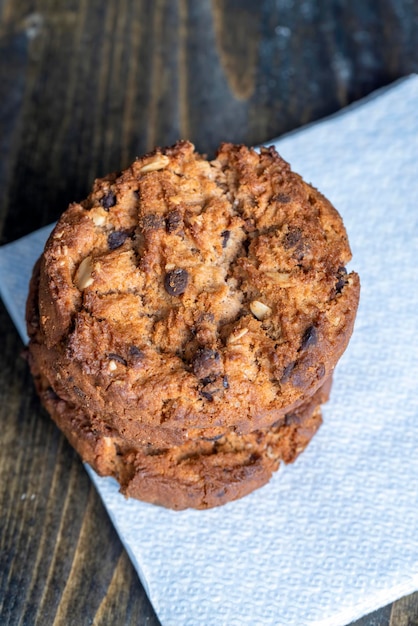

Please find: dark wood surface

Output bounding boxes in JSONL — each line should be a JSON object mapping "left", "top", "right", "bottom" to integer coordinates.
{"left": 1, "top": 1, "right": 418, "bottom": 624}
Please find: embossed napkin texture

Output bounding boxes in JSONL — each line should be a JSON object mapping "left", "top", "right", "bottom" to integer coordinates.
{"left": 1, "top": 75, "right": 418, "bottom": 626}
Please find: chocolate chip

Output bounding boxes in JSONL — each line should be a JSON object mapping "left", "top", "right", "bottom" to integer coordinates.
{"left": 73, "top": 385, "right": 86, "bottom": 398}
{"left": 129, "top": 345, "right": 145, "bottom": 362}
{"left": 201, "top": 433, "right": 224, "bottom": 442}
{"left": 166, "top": 210, "right": 182, "bottom": 233}
{"left": 248, "top": 452, "right": 261, "bottom": 464}
{"left": 192, "top": 347, "right": 221, "bottom": 379}
{"left": 201, "top": 375, "right": 217, "bottom": 386}
{"left": 274, "top": 193, "right": 291, "bottom": 204}
{"left": 108, "top": 353, "right": 127, "bottom": 366}
{"left": 101, "top": 192, "right": 116, "bottom": 210}
{"left": 200, "top": 390, "right": 214, "bottom": 402}
{"left": 301, "top": 325, "right": 317, "bottom": 350}
{"left": 284, "top": 227, "right": 302, "bottom": 248}
{"left": 222, "top": 375, "right": 229, "bottom": 389}
{"left": 281, "top": 361, "right": 296, "bottom": 383}
{"left": 108, "top": 230, "right": 129, "bottom": 250}
{"left": 335, "top": 266, "right": 348, "bottom": 294}
{"left": 164, "top": 268, "right": 189, "bottom": 296}
{"left": 283, "top": 227, "right": 305, "bottom": 260}
{"left": 141, "top": 213, "right": 165, "bottom": 231}
{"left": 221, "top": 230, "right": 230, "bottom": 248}
{"left": 285, "top": 412, "right": 301, "bottom": 426}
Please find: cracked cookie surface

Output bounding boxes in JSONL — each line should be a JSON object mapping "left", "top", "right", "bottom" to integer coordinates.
{"left": 26, "top": 141, "right": 359, "bottom": 508}
{"left": 27, "top": 141, "right": 359, "bottom": 440}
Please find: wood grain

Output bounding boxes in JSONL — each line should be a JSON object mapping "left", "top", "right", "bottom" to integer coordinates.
{"left": 1, "top": 1, "right": 418, "bottom": 623}
{"left": 389, "top": 592, "right": 418, "bottom": 626}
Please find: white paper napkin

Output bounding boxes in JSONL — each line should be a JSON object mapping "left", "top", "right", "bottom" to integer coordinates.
{"left": 1, "top": 75, "right": 418, "bottom": 626}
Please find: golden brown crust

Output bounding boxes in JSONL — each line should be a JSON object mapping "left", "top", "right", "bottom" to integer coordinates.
{"left": 26, "top": 141, "right": 359, "bottom": 508}
{"left": 28, "top": 142, "right": 359, "bottom": 432}
{"left": 30, "top": 353, "right": 330, "bottom": 510}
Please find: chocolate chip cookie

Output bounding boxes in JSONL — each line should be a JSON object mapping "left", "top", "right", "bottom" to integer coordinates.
{"left": 26, "top": 141, "right": 359, "bottom": 508}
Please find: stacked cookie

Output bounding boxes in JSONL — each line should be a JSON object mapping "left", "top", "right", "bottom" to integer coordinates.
{"left": 26, "top": 142, "right": 359, "bottom": 509}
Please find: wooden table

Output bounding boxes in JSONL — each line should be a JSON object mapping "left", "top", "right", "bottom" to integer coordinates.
{"left": 1, "top": 1, "right": 417, "bottom": 624}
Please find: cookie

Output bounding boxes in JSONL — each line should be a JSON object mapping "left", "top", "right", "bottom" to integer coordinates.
{"left": 26, "top": 140, "right": 359, "bottom": 508}
{"left": 28, "top": 343, "right": 331, "bottom": 509}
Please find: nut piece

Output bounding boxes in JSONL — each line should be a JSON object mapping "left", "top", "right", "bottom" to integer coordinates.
{"left": 91, "top": 211, "right": 107, "bottom": 226}
{"left": 74, "top": 256, "right": 94, "bottom": 290}
{"left": 265, "top": 271, "right": 292, "bottom": 286}
{"left": 164, "top": 268, "right": 189, "bottom": 296}
{"left": 227, "top": 328, "right": 249, "bottom": 344}
{"left": 332, "top": 315, "right": 341, "bottom": 327}
{"left": 140, "top": 155, "right": 170, "bottom": 173}
{"left": 249, "top": 300, "right": 272, "bottom": 320}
